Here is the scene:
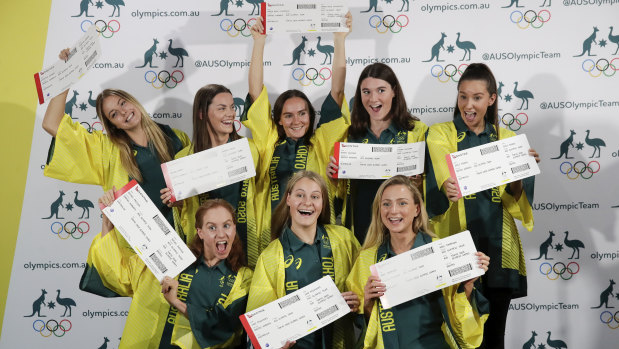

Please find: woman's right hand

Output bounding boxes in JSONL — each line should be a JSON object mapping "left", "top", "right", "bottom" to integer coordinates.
{"left": 281, "top": 340, "right": 296, "bottom": 349}
{"left": 59, "top": 48, "right": 71, "bottom": 62}
{"left": 160, "top": 187, "right": 182, "bottom": 208}
{"left": 326, "top": 156, "right": 338, "bottom": 179}
{"left": 363, "top": 275, "right": 385, "bottom": 315}
{"left": 443, "top": 177, "right": 460, "bottom": 202}
{"left": 99, "top": 187, "right": 116, "bottom": 236}
{"left": 250, "top": 16, "right": 266, "bottom": 42}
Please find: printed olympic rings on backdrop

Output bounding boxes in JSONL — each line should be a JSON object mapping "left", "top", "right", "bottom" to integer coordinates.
{"left": 581, "top": 58, "right": 618, "bottom": 78}
{"left": 559, "top": 160, "right": 600, "bottom": 180}
{"left": 79, "top": 121, "right": 103, "bottom": 133}
{"left": 219, "top": 17, "right": 256, "bottom": 37}
{"left": 501, "top": 112, "right": 529, "bottom": 131}
{"left": 81, "top": 19, "right": 120, "bottom": 38}
{"left": 430, "top": 63, "right": 468, "bottom": 83}
{"left": 32, "top": 319, "right": 72, "bottom": 337}
{"left": 539, "top": 261, "right": 579, "bottom": 280}
{"left": 233, "top": 119, "right": 242, "bottom": 133}
{"left": 600, "top": 311, "right": 619, "bottom": 330}
{"left": 368, "top": 14, "right": 409, "bottom": 34}
{"left": 50, "top": 221, "right": 90, "bottom": 240}
{"left": 291, "top": 67, "right": 332, "bottom": 87}
{"left": 144, "top": 70, "right": 185, "bottom": 89}
{"left": 510, "top": 10, "right": 551, "bottom": 29}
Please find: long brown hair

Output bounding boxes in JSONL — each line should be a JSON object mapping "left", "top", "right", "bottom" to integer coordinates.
{"left": 189, "top": 199, "right": 246, "bottom": 272}
{"left": 192, "top": 84, "right": 241, "bottom": 153}
{"left": 272, "top": 90, "right": 316, "bottom": 147}
{"left": 349, "top": 63, "right": 419, "bottom": 140}
{"left": 270, "top": 171, "right": 330, "bottom": 241}
{"left": 454, "top": 63, "right": 500, "bottom": 139}
{"left": 95, "top": 89, "right": 174, "bottom": 182}
{"left": 362, "top": 175, "right": 433, "bottom": 250}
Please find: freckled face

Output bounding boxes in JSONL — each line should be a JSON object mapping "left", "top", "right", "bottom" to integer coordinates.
{"left": 197, "top": 206, "right": 236, "bottom": 265}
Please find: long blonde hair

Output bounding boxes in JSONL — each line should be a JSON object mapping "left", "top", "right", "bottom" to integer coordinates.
{"left": 95, "top": 89, "right": 174, "bottom": 182}
{"left": 362, "top": 175, "right": 433, "bottom": 250}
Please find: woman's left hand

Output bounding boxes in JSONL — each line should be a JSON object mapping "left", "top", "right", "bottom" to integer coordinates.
{"left": 160, "top": 188, "right": 182, "bottom": 208}
{"left": 463, "top": 252, "right": 490, "bottom": 286}
{"left": 529, "top": 148, "right": 540, "bottom": 163}
{"left": 161, "top": 276, "right": 179, "bottom": 304}
{"left": 341, "top": 291, "right": 360, "bottom": 313}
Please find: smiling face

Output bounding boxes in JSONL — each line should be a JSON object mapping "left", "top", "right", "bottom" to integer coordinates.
{"left": 206, "top": 92, "right": 236, "bottom": 139}
{"left": 360, "top": 77, "right": 395, "bottom": 124}
{"left": 286, "top": 177, "right": 323, "bottom": 232}
{"left": 279, "top": 97, "right": 310, "bottom": 141}
{"left": 197, "top": 206, "right": 237, "bottom": 266}
{"left": 101, "top": 95, "right": 142, "bottom": 131}
{"left": 457, "top": 79, "right": 496, "bottom": 135}
{"left": 380, "top": 184, "right": 420, "bottom": 236}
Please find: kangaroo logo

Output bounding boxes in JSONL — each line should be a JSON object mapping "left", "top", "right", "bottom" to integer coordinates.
{"left": 361, "top": 0, "right": 382, "bottom": 13}
{"left": 522, "top": 330, "right": 536, "bottom": 349}
{"left": 315, "top": 36, "right": 334, "bottom": 65}
{"left": 246, "top": 0, "right": 264, "bottom": 16}
{"left": 545, "top": 331, "right": 568, "bottom": 349}
{"left": 167, "top": 39, "right": 189, "bottom": 68}
{"left": 455, "top": 32, "right": 476, "bottom": 61}
{"left": 284, "top": 36, "right": 308, "bottom": 66}
{"left": 513, "top": 82, "right": 534, "bottom": 110}
{"left": 562, "top": 231, "right": 585, "bottom": 259}
{"left": 24, "top": 289, "right": 47, "bottom": 317}
{"left": 551, "top": 130, "right": 576, "bottom": 159}
{"left": 212, "top": 0, "right": 234, "bottom": 16}
{"left": 399, "top": 0, "right": 410, "bottom": 12}
{"left": 56, "top": 289, "right": 77, "bottom": 317}
{"left": 72, "top": 0, "right": 94, "bottom": 17}
{"left": 423, "top": 33, "right": 447, "bottom": 62}
{"left": 136, "top": 38, "right": 159, "bottom": 68}
{"left": 97, "top": 337, "right": 110, "bottom": 349}
{"left": 502, "top": 0, "right": 523, "bottom": 8}
{"left": 531, "top": 231, "right": 554, "bottom": 260}
{"left": 592, "top": 279, "right": 616, "bottom": 309}
{"left": 584, "top": 130, "right": 605, "bottom": 158}
{"left": 65, "top": 90, "right": 80, "bottom": 119}
{"left": 42, "top": 191, "right": 65, "bottom": 219}
{"left": 609, "top": 26, "right": 619, "bottom": 55}
{"left": 574, "top": 26, "right": 599, "bottom": 57}
{"left": 105, "top": 0, "right": 124, "bottom": 17}
{"left": 541, "top": 0, "right": 552, "bottom": 6}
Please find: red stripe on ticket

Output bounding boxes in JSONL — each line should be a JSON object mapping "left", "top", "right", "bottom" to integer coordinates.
{"left": 239, "top": 314, "right": 262, "bottom": 349}
{"left": 160, "top": 163, "right": 177, "bottom": 203}
{"left": 98, "top": 180, "right": 139, "bottom": 210}
{"left": 332, "top": 142, "right": 341, "bottom": 179}
{"left": 34, "top": 73, "right": 44, "bottom": 105}
{"left": 260, "top": 2, "right": 267, "bottom": 34}
{"left": 445, "top": 153, "right": 462, "bottom": 199}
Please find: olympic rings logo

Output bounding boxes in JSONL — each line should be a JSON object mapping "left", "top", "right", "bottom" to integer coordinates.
{"left": 368, "top": 14, "right": 409, "bottom": 34}
{"left": 219, "top": 18, "right": 256, "bottom": 38}
{"left": 33, "top": 319, "right": 72, "bottom": 337}
{"left": 80, "top": 121, "right": 103, "bottom": 133}
{"left": 429, "top": 63, "right": 468, "bottom": 83}
{"left": 539, "top": 262, "right": 579, "bottom": 280}
{"left": 559, "top": 160, "right": 600, "bottom": 180}
{"left": 581, "top": 58, "right": 618, "bottom": 78}
{"left": 144, "top": 70, "right": 185, "bottom": 89}
{"left": 509, "top": 10, "right": 551, "bottom": 29}
{"left": 50, "top": 221, "right": 90, "bottom": 240}
{"left": 501, "top": 113, "right": 529, "bottom": 131}
{"left": 81, "top": 20, "right": 120, "bottom": 38}
{"left": 233, "top": 119, "right": 242, "bottom": 133}
{"left": 600, "top": 311, "right": 619, "bottom": 330}
{"left": 291, "top": 67, "right": 332, "bottom": 87}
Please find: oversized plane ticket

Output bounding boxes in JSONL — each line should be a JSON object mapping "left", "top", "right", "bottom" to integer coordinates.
{"left": 261, "top": 0, "right": 349, "bottom": 33}
{"left": 333, "top": 141, "right": 425, "bottom": 179}
{"left": 34, "top": 25, "right": 101, "bottom": 104}
{"left": 240, "top": 276, "right": 350, "bottom": 349}
{"left": 161, "top": 137, "right": 256, "bottom": 202}
{"left": 371, "top": 230, "right": 484, "bottom": 309}
{"left": 446, "top": 134, "right": 540, "bottom": 198}
{"left": 101, "top": 180, "right": 196, "bottom": 282}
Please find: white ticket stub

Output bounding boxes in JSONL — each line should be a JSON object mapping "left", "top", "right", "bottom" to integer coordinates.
{"left": 333, "top": 141, "right": 425, "bottom": 179}
{"left": 101, "top": 180, "right": 196, "bottom": 282}
{"left": 34, "top": 25, "right": 101, "bottom": 104}
{"left": 161, "top": 138, "right": 256, "bottom": 202}
{"left": 261, "top": 0, "right": 349, "bottom": 33}
{"left": 240, "top": 276, "right": 350, "bottom": 349}
{"left": 370, "top": 230, "right": 484, "bottom": 309}
{"left": 446, "top": 134, "right": 540, "bottom": 198}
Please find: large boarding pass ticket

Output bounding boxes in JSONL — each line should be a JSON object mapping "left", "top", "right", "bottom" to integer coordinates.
{"left": 333, "top": 141, "right": 425, "bottom": 179}
{"left": 261, "top": 0, "right": 349, "bottom": 33}
{"left": 370, "top": 230, "right": 484, "bottom": 309}
{"left": 34, "top": 25, "right": 101, "bottom": 104}
{"left": 240, "top": 276, "right": 350, "bottom": 349}
{"left": 446, "top": 134, "right": 540, "bottom": 198}
{"left": 101, "top": 180, "right": 196, "bottom": 282}
{"left": 161, "top": 138, "right": 256, "bottom": 202}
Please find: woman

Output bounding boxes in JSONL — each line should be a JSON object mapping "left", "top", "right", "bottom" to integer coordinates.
{"left": 92, "top": 193, "right": 252, "bottom": 349}
{"left": 247, "top": 171, "right": 360, "bottom": 349}
{"left": 244, "top": 14, "right": 351, "bottom": 244}
{"left": 424, "top": 63, "right": 540, "bottom": 349}
{"left": 327, "top": 63, "right": 428, "bottom": 244}
{"left": 160, "top": 84, "right": 262, "bottom": 266}
{"left": 346, "top": 175, "right": 489, "bottom": 349}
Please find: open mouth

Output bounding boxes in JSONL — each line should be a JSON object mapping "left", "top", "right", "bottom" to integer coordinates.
{"left": 298, "top": 209, "right": 314, "bottom": 216}
{"left": 463, "top": 111, "right": 477, "bottom": 121}
{"left": 369, "top": 104, "right": 382, "bottom": 113}
{"left": 126, "top": 112, "right": 134, "bottom": 123}
{"left": 216, "top": 241, "right": 228, "bottom": 252}
{"left": 388, "top": 217, "right": 403, "bottom": 224}
{"left": 222, "top": 119, "right": 234, "bottom": 126}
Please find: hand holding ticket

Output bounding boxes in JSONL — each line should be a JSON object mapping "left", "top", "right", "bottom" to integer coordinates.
{"left": 261, "top": 0, "right": 349, "bottom": 34}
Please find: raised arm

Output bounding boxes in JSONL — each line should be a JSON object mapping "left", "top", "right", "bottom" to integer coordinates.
{"left": 249, "top": 17, "right": 266, "bottom": 102}
{"left": 330, "top": 12, "right": 352, "bottom": 107}
{"left": 42, "top": 48, "right": 71, "bottom": 137}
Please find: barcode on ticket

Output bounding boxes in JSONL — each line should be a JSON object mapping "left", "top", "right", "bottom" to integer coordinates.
{"left": 410, "top": 246, "right": 434, "bottom": 260}
{"left": 372, "top": 146, "right": 392, "bottom": 152}
{"left": 228, "top": 166, "right": 247, "bottom": 177}
{"left": 448, "top": 263, "right": 472, "bottom": 277}
{"left": 316, "top": 305, "right": 339, "bottom": 320}
{"left": 84, "top": 50, "right": 97, "bottom": 67}
{"left": 511, "top": 163, "right": 530, "bottom": 174}
{"left": 152, "top": 215, "right": 171, "bottom": 235}
{"left": 297, "top": 4, "right": 316, "bottom": 9}
{"left": 149, "top": 253, "right": 168, "bottom": 274}
{"left": 278, "top": 294, "right": 300, "bottom": 309}
{"left": 397, "top": 165, "right": 416, "bottom": 172}
{"left": 479, "top": 145, "right": 499, "bottom": 156}
{"left": 321, "top": 23, "right": 341, "bottom": 27}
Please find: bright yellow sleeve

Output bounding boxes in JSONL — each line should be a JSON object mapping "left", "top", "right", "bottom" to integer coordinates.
{"left": 246, "top": 241, "right": 285, "bottom": 312}
{"left": 441, "top": 285, "right": 488, "bottom": 349}
{"left": 241, "top": 86, "right": 278, "bottom": 161}
{"left": 345, "top": 248, "right": 376, "bottom": 316}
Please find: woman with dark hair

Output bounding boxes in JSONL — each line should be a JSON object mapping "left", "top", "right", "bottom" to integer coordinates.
{"left": 424, "top": 63, "right": 540, "bottom": 349}
{"left": 247, "top": 171, "right": 360, "bottom": 349}
{"left": 327, "top": 62, "right": 428, "bottom": 245}
{"left": 91, "top": 194, "right": 252, "bottom": 349}
{"left": 244, "top": 14, "right": 352, "bottom": 245}
{"left": 160, "top": 84, "right": 262, "bottom": 267}
{"left": 346, "top": 175, "right": 489, "bottom": 349}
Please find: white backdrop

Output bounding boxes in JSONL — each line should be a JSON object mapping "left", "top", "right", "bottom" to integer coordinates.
{"left": 2, "top": 0, "right": 619, "bottom": 348}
